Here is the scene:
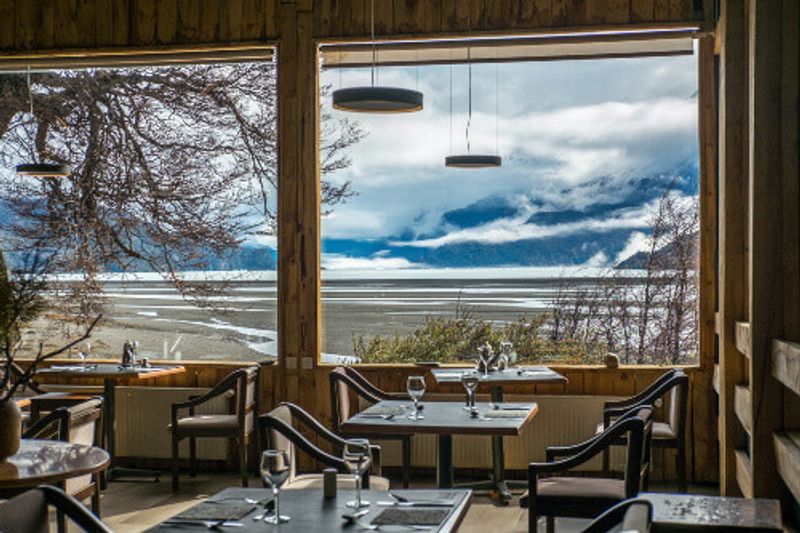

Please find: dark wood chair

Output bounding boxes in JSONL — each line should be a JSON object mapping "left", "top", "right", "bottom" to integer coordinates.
{"left": 597, "top": 369, "right": 689, "bottom": 491}
{"left": 522, "top": 407, "right": 653, "bottom": 533}
{"left": 580, "top": 498, "right": 653, "bottom": 533}
{"left": 258, "top": 402, "right": 390, "bottom": 491}
{"left": 0, "top": 485, "right": 112, "bottom": 533}
{"left": 23, "top": 399, "right": 104, "bottom": 532}
{"left": 329, "top": 366, "right": 412, "bottom": 488}
{"left": 168, "top": 366, "right": 258, "bottom": 491}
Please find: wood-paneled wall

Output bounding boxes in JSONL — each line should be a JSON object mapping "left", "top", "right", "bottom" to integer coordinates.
{"left": 0, "top": 0, "right": 703, "bottom": 54}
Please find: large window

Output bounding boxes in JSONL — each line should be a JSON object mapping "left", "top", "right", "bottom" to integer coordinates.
{"left": 0, "top": 57, "right": 283, "bottom": 362}
{"left": 320, "top": 42, "right": 701, "bottom": 365}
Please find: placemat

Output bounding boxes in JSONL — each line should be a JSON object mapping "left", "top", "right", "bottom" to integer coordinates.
{"left": 174, "top": 502, "right": 255, "bottom": 521}
{"left": 363, "top": 405, "right": 407, "bottom": 416}
{"left": 481, "top": 410, "right": 529, "bottom": 419}
{"left": 371, "top": 508, "right": 450, "bottom": 526}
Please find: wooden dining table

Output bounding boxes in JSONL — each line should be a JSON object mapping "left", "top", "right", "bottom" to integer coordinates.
{"left": 150, "top": 487, "right": 473, "bottom": 532}
{"left": 0, "top": 439, "right": 110, "bottom": 494}
{"left": 342, "top": 400, "right": 538, "bottom": 493}
{"left": 36, "top": 363, "right": 184, "bottom": 481}
{"left": 430, "top": 366, "right": 565, "bottom": 503}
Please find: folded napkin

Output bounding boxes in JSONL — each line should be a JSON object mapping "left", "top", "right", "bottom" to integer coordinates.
{"left": 481, "top": 410, "right": 529, "bottom": 419}
{"left": 435, "top": 372, "right": 465, "bottom": 379}
{"left": 371, "top": 508, "right": 450, "bottom": 527}
{"left": 48, "top": 365, "right": 83, "bottom": 371}
{"left": 174, "top": 502, "right": 255, "bottom": 521}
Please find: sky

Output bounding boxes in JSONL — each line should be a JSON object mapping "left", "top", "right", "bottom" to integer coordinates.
{"left": 282, "top": 47, "right": 700, "bottom": 271}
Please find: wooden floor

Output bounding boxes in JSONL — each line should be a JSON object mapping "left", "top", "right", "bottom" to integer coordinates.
{"left": 77, "top": 473, "right": 714, "bottom": 532}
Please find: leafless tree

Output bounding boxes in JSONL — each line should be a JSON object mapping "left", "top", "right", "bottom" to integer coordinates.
{"left": 0, "top": 63, "right": 364, "bottom": 322}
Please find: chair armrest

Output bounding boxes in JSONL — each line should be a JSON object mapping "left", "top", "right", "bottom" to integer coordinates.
{"left": 546, "top": 433, "right": 602, "bottom": 462}
{"left": 23, "top": 408, "right": 68, "bottom": 440}
{"left": 40, "top": 485, "right": 113, "bottom": 533}
{"left": 282, "top": 402, "right": 350, "bottom": 451}
{"left": 258, "top": 415, "right": 349, "bottom": 473}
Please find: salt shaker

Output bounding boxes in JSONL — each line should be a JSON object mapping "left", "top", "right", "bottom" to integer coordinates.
{"left": 323, "top": 468, "right": 337, "bottom": 499}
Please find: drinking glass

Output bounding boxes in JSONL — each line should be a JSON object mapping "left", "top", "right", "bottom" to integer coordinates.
{"left": 260, "top": 450, "right": 291, "bottom": 523}
{"left": 461, "top": 372, "right": 479, "bottom": 411}
{"left": 343, "top": 439, "right": 372, "bottom": 509}
{"left": 78, "top": 342, "right": 90, "bottom": 371}
{"left": 407, "top": 376, "right": 426, "bottom": 420}
{"left": 478, "top": 346, "right": 492, "bottom": 378}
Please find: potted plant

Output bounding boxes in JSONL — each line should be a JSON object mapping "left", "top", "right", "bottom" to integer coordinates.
{"left": 0, "top": 249, "right": 99, "bottom": 460}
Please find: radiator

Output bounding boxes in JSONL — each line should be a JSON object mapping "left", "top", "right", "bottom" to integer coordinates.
{"left": 373, "top": 395, "right": 626, "bottom": 472}
{"left": 114, "top": 386, "right": 231, "bottom": 460}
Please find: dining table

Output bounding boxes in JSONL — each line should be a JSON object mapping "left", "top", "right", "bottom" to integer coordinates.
{"left": 0, "top": 439, "right": 110, "bottom": 495}
{"left": 639, "top": 492, "right": 782, "bottom": 532}
{"left": 430, "top": 366, "right": 565, "bottom": 503}
{"left": 36, "top": 362, "right": 185, "bottom": 481}
{"left": 149, "top": 487, "right": 473, "bottom": 532}
{"left": 341, "top": 399, "right": 537, "bottom": 496}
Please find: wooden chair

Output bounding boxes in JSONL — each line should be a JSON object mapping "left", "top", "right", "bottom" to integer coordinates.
{"left": 168, "top": 366, "right": 258, "bottom": 491}
{"left": 329, "top": 366, "right": 412, "bottom": 488}
{"left": 597, "top": 369, "right": 689, "bottom": 491}
{"left": 580, "top": 498, "right": 653, "bottom": 533}
{"left": 0, "top": 485, "right": 112, "bottom": 533}
{"left": 23, "top": 399, "right": 104, "bottom": 532}
{"left": 522, "top": 407, "right": 653, "bottom": 533}
{"left": 258, "top": 402, "right": 390, "bottom": 491}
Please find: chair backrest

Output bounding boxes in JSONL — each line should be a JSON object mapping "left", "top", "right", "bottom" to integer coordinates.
{"left": 329, "top": 367, "right": 383, "bottom": 431}
{"left": 259, "top": 402, "right": 350, "bottom": 480}
{"left": 622, "top": 408, "right": 652, "bottom": 498}
{"left": 236, "top": 366, "right": 259, "bottom": 434}
{"left": 666, "top": 371, "right": 689, "bottom": 439}
{"left": 0, "top": 485, "right": 112, "bottom": 533}
{"left": 23, "top": 398, "right": 102, "bottom": 444}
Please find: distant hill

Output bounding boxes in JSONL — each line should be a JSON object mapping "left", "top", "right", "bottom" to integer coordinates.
{"left": 615, "top": 231, "right": 698, "bottom": 269}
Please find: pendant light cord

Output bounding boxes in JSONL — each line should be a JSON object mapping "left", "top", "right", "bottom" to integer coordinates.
{"left": 495, "top": 62, "right": 499, "bottom": 156}
{"left": 370, "top": 0, "right": 376, "bottom": 87}
{"left": 449, "top": 63, "right": 453, "bottom": 154}
{"left": 465, "top": 8, "right": 472, "bottom": 154}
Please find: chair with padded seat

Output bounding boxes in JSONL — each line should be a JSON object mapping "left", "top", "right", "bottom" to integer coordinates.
{"left": 329, "top": 366, "right": 413, "bottom": 488}
{"left": 22, "top": 398, "right": 104, "bottom": 532}
{"left": 168, "top": 366, "right": 259, "bottom": 491}
{"left": 580, "top": 498, "right": 653, "bottom": 533}
{"left": 0, "top": 485, "right": 111, "bottom": 533}
{"left": 258, "top": 402, "right": 390, "bottom": 492}
{"left": 596, "top": 369, "right": 688, "bottom": 491}
{"left": 522, "top": 407, "right": 653, "bottom": 533}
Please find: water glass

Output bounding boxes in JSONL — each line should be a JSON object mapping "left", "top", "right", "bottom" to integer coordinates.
{"left": 407, "top": 376, "right": 426, "bottom": 420}
{"left": 461, "top": 372, "right": 479, "bottom": 411}
{"left": 343, "top": 439, "right": 372, "bottom": 509}
{"left": 260, "top": 450, "right": 291, "bottom": 523}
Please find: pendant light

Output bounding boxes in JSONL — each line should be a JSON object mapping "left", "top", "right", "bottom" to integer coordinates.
{"left": 15, "top": 67, "right": 71, "bottom": 178}
{"left": 332, "top": 0, "right": 423, "bottom": 113}
{"left": 445, "top": 8, "right": 501, "bottom": 169}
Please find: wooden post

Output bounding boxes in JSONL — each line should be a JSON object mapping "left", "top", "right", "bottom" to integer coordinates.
{"left": 693, "top": 34, "right": 719, "bottom": 484}
{"left": 717, "top": 0, "right": 748, "bottom": 497}
{"left": 747, "top": 0, "right": 784, "bottom": 499}
{"left": 277, "top": 0, "right": 321, "bottom": 405}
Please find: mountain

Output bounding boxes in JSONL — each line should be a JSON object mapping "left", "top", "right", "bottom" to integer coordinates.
{"left": 615, "top": 231, "right": 699, "bottom": 269}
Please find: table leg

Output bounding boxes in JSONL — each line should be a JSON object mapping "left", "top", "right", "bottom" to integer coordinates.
{"left": 436, "top": 435, "right": 454, "bottom": 489}
{"left": 490, "top": 386, "right": 512, "bottom": 504}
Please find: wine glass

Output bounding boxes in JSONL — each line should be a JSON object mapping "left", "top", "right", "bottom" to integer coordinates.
{"left": 461, "top": 372, "right": 479, "bottom": 411}
{"left": 78, "top": 342, "right": 90, "bottom": 371}
{"left": 406, "top": 376, "right": 426, "bottom": 420}
{"left": 343, "top": 439, "right": 372, "bottom": 509}
{"left": 260, "top": 450, "right": 291, "bottom": 523}
{"left": 478, "top": 345, "right": 493, "bottom": 378}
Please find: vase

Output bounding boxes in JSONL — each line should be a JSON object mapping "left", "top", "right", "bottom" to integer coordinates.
{"left": 0, "top": 400, "right": 21, "bottom": 461}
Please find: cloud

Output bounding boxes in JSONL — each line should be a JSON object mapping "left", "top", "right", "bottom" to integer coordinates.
{"left": 322, "top": 253, "right": 424, "bottom": 270}
{"left": 584, "top": 251, "right": 609, "bottom": 267}
{"left": 390, "top": 199, "right": 659, "bottom": 248}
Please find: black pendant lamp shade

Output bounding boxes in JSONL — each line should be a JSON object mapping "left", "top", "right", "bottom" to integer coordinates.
{"left": 445, "top": 154, "right": 502, "bottom": 168}
{"left": 332, "top": 86, "right": 423, "bottom": 113}
{"left": 15, "top": 162, "right": 72, "bottom": 177}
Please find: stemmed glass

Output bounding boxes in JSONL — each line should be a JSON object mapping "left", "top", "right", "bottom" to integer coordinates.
{"left": 461, "top": 372, "right": 479, "bottom": 412}
{"left": 79, "top": 342, "right": 91, "bottom": 371}
{"left": 407, "top": 376, "right": 426, "bottom": 420}
{"left": 478, "top": 345, "right": 493, "bottom": 378}
{"left": 260, "top": 450, "right": 291, "bottom": 524}
{"left": 343, "top": 439, "right": 372, "bottom": 509}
